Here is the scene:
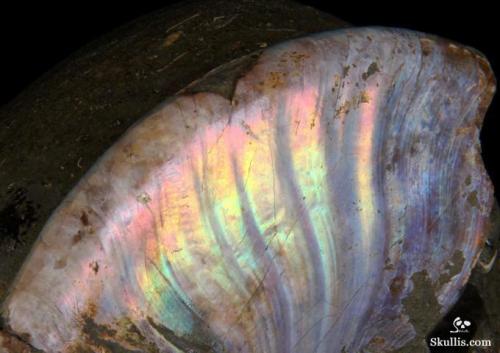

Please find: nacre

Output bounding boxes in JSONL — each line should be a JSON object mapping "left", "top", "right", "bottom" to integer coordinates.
{"left": 0, "top": 27, "right": 495, "bottom": 352}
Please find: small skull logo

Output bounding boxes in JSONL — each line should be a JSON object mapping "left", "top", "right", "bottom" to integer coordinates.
{"left": 451, "top": 317, "right": 471, "bottom": 333}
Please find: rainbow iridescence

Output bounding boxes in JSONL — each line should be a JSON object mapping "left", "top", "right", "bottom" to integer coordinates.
{"left": 2, "top": 28, "right": 494, "bottom": 353}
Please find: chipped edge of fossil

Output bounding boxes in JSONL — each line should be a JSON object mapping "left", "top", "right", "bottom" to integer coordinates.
{"left": 179, "top": 50, "right": 264, "bottom": 101}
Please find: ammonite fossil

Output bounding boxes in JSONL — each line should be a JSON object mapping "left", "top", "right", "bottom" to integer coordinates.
{"left": 0, "top": 27, "right": 496, "bottom": 352}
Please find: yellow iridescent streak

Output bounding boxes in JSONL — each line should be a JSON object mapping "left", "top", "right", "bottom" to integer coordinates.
{"left": 54, "top": 81, "right": 343, "bottom": 342}
{"left": 356, "top": 85, "right": 377, "bottom": 255}
{"left": 132, "top": 88, "right": 325, "bottom": 332}
{"left": 129, "top": 80, "right": 380, "bottom": 341}
{"left": 285, "top": 86, "right": 337, "bottom": 337}
{"left": 133, "top": 114, "right": 277, "bottom": 332}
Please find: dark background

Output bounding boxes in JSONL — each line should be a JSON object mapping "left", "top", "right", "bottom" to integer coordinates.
{"left": 1, "top": 1, "right": 498, "bottom": 194}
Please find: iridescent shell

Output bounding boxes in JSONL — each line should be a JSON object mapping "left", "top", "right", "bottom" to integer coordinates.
{"left": 1, "top": 27, "right": 495, "bottom": 352}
